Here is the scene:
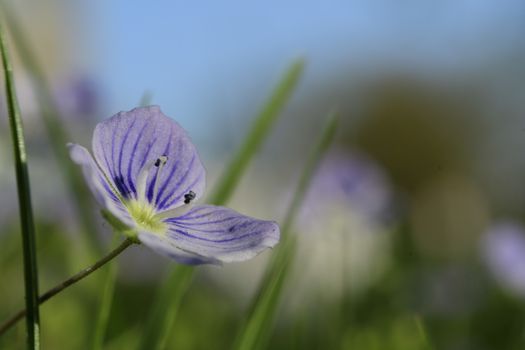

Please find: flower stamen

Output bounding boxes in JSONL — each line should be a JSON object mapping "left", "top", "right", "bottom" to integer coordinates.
{"left": 152, "top": 155, "right": 168, "bottom": 204}
{"left": 136, "top": 155, "right": 167, "bottom": 203}
{"left": 154, "top": 195, "right": 195, "bottom": 221}
{"left": 184, "top": 190, "right": 196, "bottom": 204}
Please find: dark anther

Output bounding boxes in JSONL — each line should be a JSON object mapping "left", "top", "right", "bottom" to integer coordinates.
{"left": 154, "top": 155, "right": 168, "bottom": 167}
{"left": 184, "top": 190, "right": 196, "bottom": 204}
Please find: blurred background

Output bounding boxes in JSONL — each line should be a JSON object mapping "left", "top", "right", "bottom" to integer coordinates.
{"left": 2, "top": 0, "right": 525, "bottom": 349}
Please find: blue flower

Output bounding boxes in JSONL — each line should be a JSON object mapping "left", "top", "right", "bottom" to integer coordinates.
{"left": 482, "top": 221, "right": 525, "bottom": 297}
{"left": 68, "top": 106, "right": 280, "bottom": 265}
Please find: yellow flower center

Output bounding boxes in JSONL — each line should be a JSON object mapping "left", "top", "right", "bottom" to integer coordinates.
{"left": 127, "top": 200, "right": 167, "bottom": 234}
{"left": 121, "top": 155, "right": 196, "bottom": 236}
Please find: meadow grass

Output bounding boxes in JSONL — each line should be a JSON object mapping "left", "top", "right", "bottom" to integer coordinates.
{"left": 0, "top": 20, "right": 40, "bottom": 350}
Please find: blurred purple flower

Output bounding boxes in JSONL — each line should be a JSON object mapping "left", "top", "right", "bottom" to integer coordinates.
{"left": 482, "top": 221, "right": 525, "bottom": 296}
{"left": 68, "top": 106, "right": 279, "bottom": 265}
{"left": 301, "top": 149, "right": 395, "bottom": 226}
{"left": 285, "top": 149, "right": 395, "bottom": 306}
{"left": 56, "top": 75, "right": 102, "bottom": 118}
{"left": 203, "top": 149, "right": 396, "bottom": 309}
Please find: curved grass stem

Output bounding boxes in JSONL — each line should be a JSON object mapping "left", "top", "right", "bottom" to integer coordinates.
{"left": 0, "top": 239, "right": 134, "bottom": 337}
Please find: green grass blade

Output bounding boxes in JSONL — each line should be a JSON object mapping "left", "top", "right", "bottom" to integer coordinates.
{"left": 90, "top": 258, "right": 117, "bottom": 350}
{"left": 280, "top": 110, "right": 338, "bottom": 234}
{"left": 138, "top": 60, "right": 304, "bottom": 350}
{"left": 208, "top": 59, "right": 305, "bottom": 205}
{"left": 233, "top": 112, "right": 339, "bottom": 350}
{"left": 413, "top": 315, "right": 434, "bottom": 350}
{"left": 0, "top": 22, "right": 41, "bottom": 350}
{"left": 90, "top": 235, "right": 120, "bottom": 350}
{"left": 234, "top": 236, "right": 296, "bottom": 350}
{"left": 156, "top": 266, "right": 194, "bottom": 350}
{"left": 1, "top": 4, "right": 100, "bottom": 251}
{"left": 139, "top": 90, "right": 153, "bottom": 107}
{"left": 138, "top": 265, "right": 194, "bottom": 350}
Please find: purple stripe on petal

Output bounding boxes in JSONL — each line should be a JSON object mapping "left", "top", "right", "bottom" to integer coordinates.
{"left": 93, "top": 106, "right": 204, "bottom": 203}
{"left": 139, "top": 141, "right": 155, "bottom": 170}
{"left": 146, "top": 128, "right": 173, "bottom": 203}
{"left": 101, "top": 179, "right": 118, "bottom": 201}
{"left": 141, "top": 205, "right": 280, "bottom": 263}
{"left": 157, "top": 153, "right": 196, "bottom": 209}
{"left": 162, "top": 170, "right": 204, "bottom": 209}
{"left": 170, "top": 225, "right": 225, "bottom": 234}
{"left": 117, "top": 116, "right": 137, "bottom": 197}
{"left": 154, "top": 139, "right": 184, "bottom": 206}
{"left": 166, "top": 216, "right": 238, "bottom": 226}
{"left": 183, "top": 219, "right": 253, "bottom": 234}
{"left": 170, "top": 228, "right": 267, "bottom": 244}
{"left": 154, "top": 158, "right": 180, "bottom": 205}
{"left": 68, "top": 143, "right": 134, "bottom": 228}
{"left": 126, "top": 122, "right": 149, "bottom": 196}
{"left": 113, "top": 174, "right": 131, "bottom": 199}
{"left": 110, "top": 116, "right": 121, "bottom": 178}
{"left": 101, "top": 134, "right": 115, "bottom": 180}
{"left": 146, "top": 166, "right": 160, "bottom": 203}
{"left": 169, "top": 220, "right": 255, "bottom": 239}
{"left": 170, "top": 206, "right": 215, "bottom": 221}
{"left": 117, "top": 117, "right": 137, "bottom": 173}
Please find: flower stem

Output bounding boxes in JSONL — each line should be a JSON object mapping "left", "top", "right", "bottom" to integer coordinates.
{"left": 0, "top": 239, "right": 134, "bottom": 337}
{"left": 0, "top": 20, "right": 40, "bottom": 349}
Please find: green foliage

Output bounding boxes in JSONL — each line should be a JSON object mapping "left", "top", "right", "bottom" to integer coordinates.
{"left": 0, "top": 20, "right": 41, "bottom": 350}
{"left": 233, "top": 113, "right": 338, "bottom": 350}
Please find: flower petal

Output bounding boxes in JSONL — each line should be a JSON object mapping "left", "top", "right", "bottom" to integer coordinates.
{"left": 139, "top": 205, "right": 280, "bottom": 264}
{"left": 68, "top": 143, "right": 134, "bottom": 227}
{"left": 92, "top": 106, "right": 206, "bottom": 210}
{"left": 137, "top": 232, "right": 221, "bottom": 265}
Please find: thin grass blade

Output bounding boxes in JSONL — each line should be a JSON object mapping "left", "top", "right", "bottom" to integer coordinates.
{"left": 138, "top": 265, "right": 194, "bottom": 350}
{"left": 208, "top": 58, "right": 304, "bottom": 204}
{"left": 0, "top": 22, "right": 40, "bottom": 349}
{"left": 139, "top": 90, "right": 153, "bottom": 107}
{"left": 233, "top": 112, "right": 339, "bottom": 350}
{"left": 1, "top": 4, "right": 100, "bottom": 251}
{"left": 414, "top": 315, "right": 434, "bottom": 350}
{"left": 90, "top": 235, "right": 120, "bottom": 350}
{"left": 138, "top": 60, "right": 304, "bottom": 350}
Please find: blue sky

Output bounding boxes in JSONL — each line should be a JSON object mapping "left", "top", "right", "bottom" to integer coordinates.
{"left": 90, "top": 0, "right": 525, "bottom": 143}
